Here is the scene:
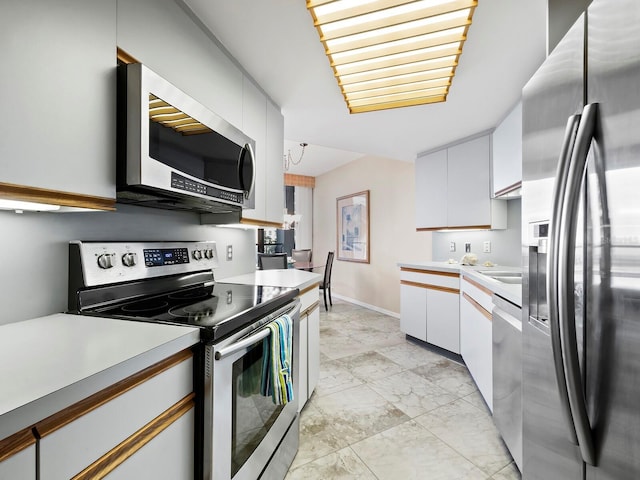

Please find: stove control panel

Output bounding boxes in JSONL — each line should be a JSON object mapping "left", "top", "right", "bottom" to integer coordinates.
{"left": 72, "top": 241, "right": 219, "bottom": 287}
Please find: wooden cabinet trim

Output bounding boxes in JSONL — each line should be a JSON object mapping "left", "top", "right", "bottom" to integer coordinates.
{"left": 299, "top": 283, "right": 320, "bottom": 296}
{"left": 302, "top": 301, "right": 320, "bottom": 317}
{"left": 401, "top": 280, "right": 459, "bottom": 295}
{"left": 116, "top": 47, "right": 139, "bottom": 65}
{"left": 462, "top": 275, "right": 494, "bottom": 296}
{"left": 400, "top": 267, "right": 459, "bottom": 278}
{"left": 0, "top": 182, "right": 116, "bottom": 211}
{"left": 0, "top": 428, "right": 36, "bottom": 463}
{"left": 35, "top": 349, "right": 193, "bottom": 438}
{"left": 417, "top": 225, "right": 492, "bottom": 231}
{"left": 71, "top": 393, "right": 195, "bottom": 480}
{"left": 462, "top": 292, "right": 492, "bottom": 321}
{"left": 239, "top": 217, "right": 283, "bottom": 228}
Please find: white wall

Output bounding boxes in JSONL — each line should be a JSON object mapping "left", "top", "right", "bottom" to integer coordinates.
{"left": 431, "top": 199, "right": 522, "bottom": 267}
{"left": 0, "top": 205, "right": 255, "bottom": 325}
{"left": 313, "top": 156, "right": 431, "bottom": 314}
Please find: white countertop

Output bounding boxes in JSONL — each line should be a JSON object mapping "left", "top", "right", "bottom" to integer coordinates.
{"left": 220, "top": 269, "right": 322, "bottom": 291}
{"left": 398, "top": 261, "right": 522, "bottom": 307}
{"left": 0, "top": 313, "right": 199, "bottom": 439}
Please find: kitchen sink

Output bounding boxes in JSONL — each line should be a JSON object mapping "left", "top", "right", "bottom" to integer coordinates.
{"left": 479, "top": 270, "right": 522, "bottom": 278}
{"left": 490, "top": 276, "right": 522, "bottom": 284}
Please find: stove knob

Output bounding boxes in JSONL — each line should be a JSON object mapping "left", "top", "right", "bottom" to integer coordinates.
{"left": 97, "top": 253, "right": 114, "bottom": 269}
{"left": 122, "top": 252, "right": 137, "bottom": 267}
{"left": 204, "top": 249, "right": 214, "bottom": 259}
{"left": 192, "top": 250, "right": 203, "bottom": 261}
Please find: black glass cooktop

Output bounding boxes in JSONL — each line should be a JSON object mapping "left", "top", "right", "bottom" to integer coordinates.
{"left": 88, "top": 282, "right": 298, "bottom": 342}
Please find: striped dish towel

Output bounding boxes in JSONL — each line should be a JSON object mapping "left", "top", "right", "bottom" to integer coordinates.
{"left": 260, "top": 314, "right": 294, "bottom": 405}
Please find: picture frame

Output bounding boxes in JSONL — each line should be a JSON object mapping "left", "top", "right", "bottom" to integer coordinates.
{"left": 336, "top": 190, "right": 370, "bottom": 263}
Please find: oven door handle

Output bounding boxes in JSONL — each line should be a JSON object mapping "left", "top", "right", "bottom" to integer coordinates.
{"left": 215, "top": 327, "right": 271, "bottom": 360}
{"left": 214, "top": 301, "right": 300, "bottom": 360}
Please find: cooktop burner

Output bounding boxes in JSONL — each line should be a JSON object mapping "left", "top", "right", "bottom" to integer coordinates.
{"left": 89, "top": 282, "right": 296, "bottom": 341}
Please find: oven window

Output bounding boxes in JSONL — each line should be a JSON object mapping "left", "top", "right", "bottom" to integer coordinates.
{"left": 231, "top": 340, "right": 284, "bottom": 476}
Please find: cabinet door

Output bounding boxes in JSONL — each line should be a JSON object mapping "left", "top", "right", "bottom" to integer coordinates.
{"left": 415, "top": 149, "right": 448, "bottom": 229}
{"left": 264, "top": 100, "right": 285, "bottom": 225}
{"left": 307, "top": 305, "right": 320, "bottom": 397}
{"left": 298, "top": 314, "right": 309, "bottom": 412}
{"left": 0, "top": 0, "right": 116, "bottom": 201}
{"left": 241, "top": 78, "right": 267, "bottom": 219}
{"left": 493, "top": 101, "right": 523, "bottom": 196}
{"left": 103, "top": 407, "right": 194, "bottom": 480}
{"left": 0, "top": 431, "right": 36, "bottom": 480}
{"left": 400, "top": 284, "right": 427, "bottom": 342}
{"left": 447, "top": 135, "right": 492, "bottom": 227}
{"left": 426, "top": 289, "right": 460, "bottom": 354}
{"left": 460, "top": 294, "right": 493, "bottom": 411}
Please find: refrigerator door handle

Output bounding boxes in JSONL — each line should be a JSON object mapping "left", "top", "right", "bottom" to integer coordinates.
{"left": 558, "top": 102, "right": 599, "bottom": 466}
{"left": 547, "top": 113, "right": 582, "bottom": 445}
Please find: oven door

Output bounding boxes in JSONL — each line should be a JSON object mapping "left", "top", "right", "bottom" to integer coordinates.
{"left": 204, "top": 301, "right": 300, "bottom": 480}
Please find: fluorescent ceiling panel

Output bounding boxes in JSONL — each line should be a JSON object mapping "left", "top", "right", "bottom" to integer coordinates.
{"left": 307, "top": 0, "right": 477, "bottom": 113}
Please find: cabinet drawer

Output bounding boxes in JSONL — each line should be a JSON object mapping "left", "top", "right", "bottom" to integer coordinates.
{"left": 461, "top": 276, "right": 494, "bottom": 313}
{"left": 400, "top": 268, "right": 459, "bottom": 290}
{"left": 37, "top": 350, "right": 193, "bottom": 480}
{"left": 298, "top": 283, "right": 320, "bottom": 312}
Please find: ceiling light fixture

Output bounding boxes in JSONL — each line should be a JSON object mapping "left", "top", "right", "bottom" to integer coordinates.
{"left": 284, "top": 142, "right": 308, "bottom": 171}
{"left": 307, "top": 0, "right": 477, "bottom": 113}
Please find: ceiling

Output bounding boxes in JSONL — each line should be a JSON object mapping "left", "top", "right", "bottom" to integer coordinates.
{"left": 183, "top": 0, "right": 548, "bottom": 177}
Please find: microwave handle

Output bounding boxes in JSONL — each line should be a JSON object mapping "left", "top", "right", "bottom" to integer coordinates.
{"left": 241, "top": 143, "right": 256, "bottom": 200}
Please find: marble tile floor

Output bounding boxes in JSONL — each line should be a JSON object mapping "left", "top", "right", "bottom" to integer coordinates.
{"left": 285, "top": 299, "right": 521, "bottom": 480}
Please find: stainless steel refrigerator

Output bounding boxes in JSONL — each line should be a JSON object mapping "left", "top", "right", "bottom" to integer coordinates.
{"left": 522, "top": 0, "right": 640, "bottom": 478}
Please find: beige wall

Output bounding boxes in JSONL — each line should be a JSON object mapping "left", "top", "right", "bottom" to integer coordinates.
{"left": 313, "top": 156, "right": 432, "bottom": 315}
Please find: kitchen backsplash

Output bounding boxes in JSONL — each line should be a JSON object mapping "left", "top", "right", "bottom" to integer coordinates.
{"left": 0, "top": 205, "right": 256, "bottom": 326}
{"left": 432, "top": 199, "right": 522, "bottom": 267}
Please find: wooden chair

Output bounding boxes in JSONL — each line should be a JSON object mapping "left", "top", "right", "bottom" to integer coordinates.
{"left": 258, "top": 253, "right": 288, "bottom": 270}
{"left": 319, "top": 251, "right": 335, "bottom": 311}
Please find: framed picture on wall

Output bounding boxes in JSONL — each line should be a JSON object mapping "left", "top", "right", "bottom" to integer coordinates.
{"left": 336, "top": 190, "right": 370, "bottom": 263}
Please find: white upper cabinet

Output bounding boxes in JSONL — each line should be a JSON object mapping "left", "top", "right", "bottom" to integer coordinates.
{"left": 240, "top": 89, "right": 284, "bottom": 227}
{"left": 263, "top": 100, "right": 285, "bottom": 225}
{"left": 447, "top": 135, "right": 493, "bottom": 228}
{"left": 415, "top": 149, "right": 448, "bottom": 229}
{"left": 416, "top": 134, "right": 506, "bottom": 230}
{"left": 492, "top": 101, "right": 523, "bottom": 197}
{"left": 0, "top": 0, "right": 116, "bottom": 209}
{"left": 240, "top": 78, "right": 268, "bottom": 221}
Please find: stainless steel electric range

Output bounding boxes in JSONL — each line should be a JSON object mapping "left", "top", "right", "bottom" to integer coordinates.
{"left": 68, "top": 241, "right": 301, "bottom": 480}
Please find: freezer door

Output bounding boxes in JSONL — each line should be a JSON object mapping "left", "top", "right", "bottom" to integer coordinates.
{"left": 586, "top": 0, "right": 640, "bottom": 478}
{"left": 521, "top": 13, "right": 586, "bottom": 480}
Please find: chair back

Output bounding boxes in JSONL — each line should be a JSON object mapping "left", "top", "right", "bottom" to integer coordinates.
{"left": 258, "top": 253, "right": 288, "bottom": 270}
{"left": 323, "top": 251, "right": 335, "bottom": 287}
{"left": 291, "top": 249, "right": 312, "bottom": 263}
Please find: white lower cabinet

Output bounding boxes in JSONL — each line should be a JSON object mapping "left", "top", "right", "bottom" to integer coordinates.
{"left": 460, "top": 277, "right": 494, "bottom": 411}
{"left": 297, "top": 284, "right": 321, "bottom": 411}
{"left": 0, "top": 430, "right": 36, "bottom": 480}
{"left": 36, "top": 349, "right": 194, "bottom": 480}
{"left": 400, "top": 283, "right": 428, "bottom": 342}
{"left": 427, "top": 289, "right": 460, "bottom": 354}
{"left": 399, "top": 268, "right": 460, "bottom": 354}
{"left": 307, "top": 305, "right": 320, "bottom": 396}
{"left": 104, "top": 408, "right": 194, "bottom": 480}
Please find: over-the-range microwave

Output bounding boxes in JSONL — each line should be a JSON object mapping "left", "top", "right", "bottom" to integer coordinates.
{"left": 117, "top": 63, "right": 255, "bottom": 217}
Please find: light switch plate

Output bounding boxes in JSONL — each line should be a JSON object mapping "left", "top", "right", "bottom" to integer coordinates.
{"left": 449, "top": 242, "right": 456, "bottom": 252}
{"left": 483, "top": 241, "right": 491, "bottom": 253}
{"left": 226, "top": 245, "right": 233, "bottom": 260}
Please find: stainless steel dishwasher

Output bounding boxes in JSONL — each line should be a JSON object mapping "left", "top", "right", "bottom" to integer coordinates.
{"left": 492, "top": 293, "right": 522, "bottom": 472}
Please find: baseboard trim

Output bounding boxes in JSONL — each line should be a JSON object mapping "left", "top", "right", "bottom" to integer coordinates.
{"left": 331, "top": 293, "right": 400, "bottom": 319}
